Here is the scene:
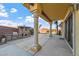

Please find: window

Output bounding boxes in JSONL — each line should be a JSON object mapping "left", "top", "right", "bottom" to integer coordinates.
{"left": 65, "top": 13, "right": 73, "bottom": 48}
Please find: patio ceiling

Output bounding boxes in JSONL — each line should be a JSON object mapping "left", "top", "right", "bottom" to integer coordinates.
{"left": 23, "top": 3, "right": 73, "bottom": 22}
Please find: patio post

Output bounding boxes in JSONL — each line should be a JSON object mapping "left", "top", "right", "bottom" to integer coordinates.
{"left": 31, "top": 10, "right": 41, "bottom": 52}
{"left": 49, "top": 22, "right": 52, "bottom": 37}
{"left": 73, "top": 4, "right": 76, "bottom": 56}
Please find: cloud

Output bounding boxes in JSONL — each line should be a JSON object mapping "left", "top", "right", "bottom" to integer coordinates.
{"left": 25, "top": 15, "right": 34, "bottom": 23}
{"left": 0, "top": 20, "right": 23, "bottom": 27}
{"left": 10, "top": 8, "right": 17, "bottom": 13}
{"left": 0, "top": 4, "right": 5, "bottom": 9}
{"left": 0, "top": 4, "right": 9, "bottom": 17}
{"left": 18, "top": 17, "right": 23, "bottom": 19}
{"left": 0, "top": 12, "right": 8, "bottom": 17}
{"left": 25, "top": 15, "right": 42, "bottom": 23}
{"left": 0, "top": 20, "right": 17, "bottom": 26}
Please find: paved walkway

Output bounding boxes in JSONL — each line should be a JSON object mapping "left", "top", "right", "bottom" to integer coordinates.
{"left": 35, "top": 35, "right": 72, "bottom": 56}
{"left": 0, "top": 34, "right": 72, "bottom": 56}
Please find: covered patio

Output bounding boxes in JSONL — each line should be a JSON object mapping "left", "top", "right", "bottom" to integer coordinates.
{"left": 23, "top": 3, "right": 75, "bottom": 55}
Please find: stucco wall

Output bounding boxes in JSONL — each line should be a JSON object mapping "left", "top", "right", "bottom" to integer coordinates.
{"left": 76, "top": 10, "right": 79, "bottom": 55}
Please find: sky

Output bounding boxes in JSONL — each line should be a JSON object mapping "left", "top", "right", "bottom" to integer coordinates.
{"left": 0, "top": 3, "right": 61, "bottom": 29}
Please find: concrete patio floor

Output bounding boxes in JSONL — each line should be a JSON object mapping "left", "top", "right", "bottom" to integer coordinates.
{"left": 35, "top": 35, "right": 72, "bottom": 56}
{"left": 0, "top": 34, "right": 72, "bottom": 56}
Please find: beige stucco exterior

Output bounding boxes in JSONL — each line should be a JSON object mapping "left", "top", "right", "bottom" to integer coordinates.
{"left": 76, "top": 9, "right": 79, "bottom": 55}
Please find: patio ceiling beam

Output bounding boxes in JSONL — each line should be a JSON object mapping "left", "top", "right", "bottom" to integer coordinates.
{"left": 42, "top": 11, "right": 52, "bottom": 22}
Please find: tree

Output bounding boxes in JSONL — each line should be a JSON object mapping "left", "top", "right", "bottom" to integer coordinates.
{"left": 38, "top": 24, "right": 42, "bottom": 33}
{"left": 39, "top": 24, "right": 42, "bottom": 29}
{"left": 54, "top": 20, "right": 58, "bottom": 35}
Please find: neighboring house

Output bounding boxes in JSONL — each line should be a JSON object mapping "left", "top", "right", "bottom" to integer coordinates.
{"left": 52, "top": 29, "right": 61, "bottom": 34}
{"left": 18, "top": 26, "right": 34, "bottom": 37}
{"left": 39, "top": 28, "right": 49, "bottom": 33}
{"left": 39, "top": 28, "right": 61, "bottom": 34}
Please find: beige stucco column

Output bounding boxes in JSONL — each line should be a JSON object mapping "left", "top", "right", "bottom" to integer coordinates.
{"left": 31, "top": 10, "right": 41, "bottom": 52}
{"left": 61, "top": 22, "right": 65, "bottom": 38}
{"left": 72, "top": 4, "right": 76, "bottom": 56}
{"left": 73, "top": 4, "right": 79, "bottom": 56}
{"left": 49, "top": 22, "right": 52, "bottom": 37}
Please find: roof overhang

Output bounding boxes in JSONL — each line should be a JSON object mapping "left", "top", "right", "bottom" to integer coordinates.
{"left": 23, "top": 3, "right": 73, "bottom": 23}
